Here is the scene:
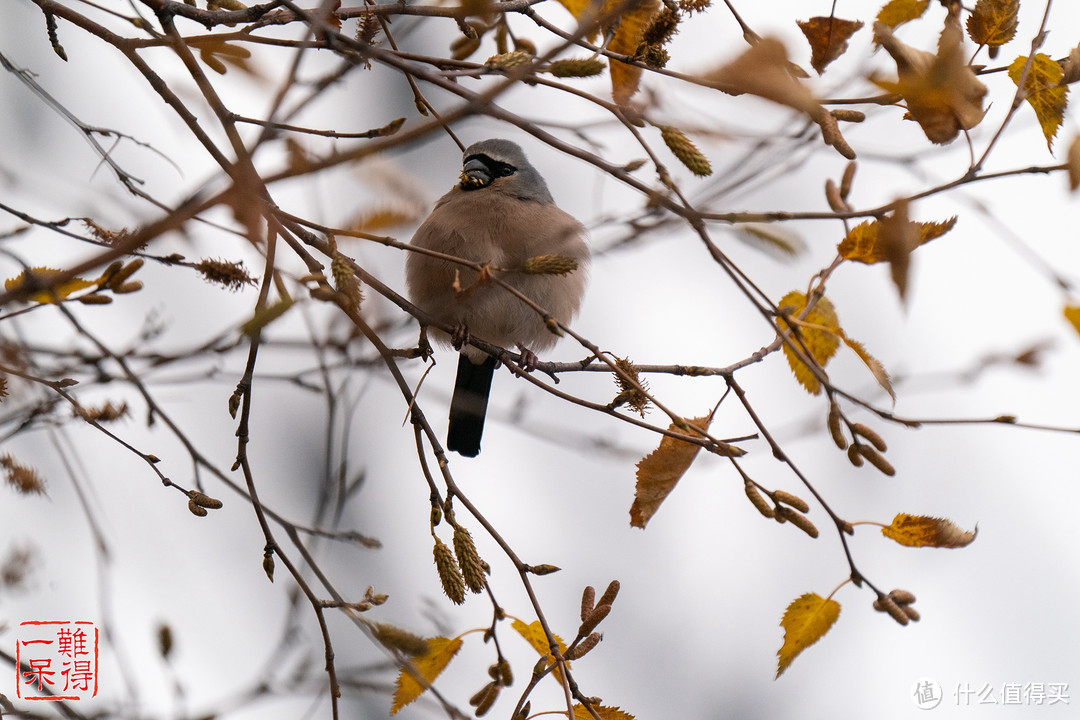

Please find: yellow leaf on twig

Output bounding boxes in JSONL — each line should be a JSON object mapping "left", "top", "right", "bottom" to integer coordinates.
{"left": 882, "top": 513, "right": 978, "bottom": 548}
{"left": 570, "top": 704, "right": 637, "bottom": 720}
{"left": 512, "top": 618, "right": 568, "bottom": 683}
{"left": 1008, "top": 54, "right": 1068, "bottom": 151}
{"left": 555, "top": 0, "right": 660, "bottom": 106}
{"left": 876, "top": 0, "right": 929, "bottom": 29}
{"left": 776, "top": 592, "right": 841, "bottom": 678}
{"left": 391, "top": 636, "right": 463, "bottom": 714}
{"left": 630, "top": 414, "right": 712, "bottom": 528}
{"left": 4, "top": 267, "right": 95, "bottom": 304}
{"left": 776, "top": 291, "right": 840, "bottom": 395}
{"left": 966, "top": 0, "right": 1019, "bottom": 50}
{"left": 838, "top": 215, "right": 956, "bottom": 264}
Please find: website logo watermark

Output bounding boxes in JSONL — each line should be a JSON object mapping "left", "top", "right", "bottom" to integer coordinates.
{"left": 912, "top": 678, "right": 1070, "bottom": 710}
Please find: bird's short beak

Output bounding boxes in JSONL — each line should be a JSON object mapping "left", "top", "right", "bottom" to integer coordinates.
{"left": 460, "top": 158, "right": 492, "bottom": 189}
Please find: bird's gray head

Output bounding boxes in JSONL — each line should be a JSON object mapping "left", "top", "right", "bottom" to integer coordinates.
{"left": 458, "top": 139, "right": 554, "bottom": 204}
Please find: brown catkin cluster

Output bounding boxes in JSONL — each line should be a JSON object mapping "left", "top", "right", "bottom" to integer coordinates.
{"left": 195, "top": 258, "right": 256, "bottom": 291}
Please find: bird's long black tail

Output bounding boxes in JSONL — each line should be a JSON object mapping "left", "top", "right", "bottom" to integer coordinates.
{"left": 447, "top": 354, "right": 497, "bottom": 457}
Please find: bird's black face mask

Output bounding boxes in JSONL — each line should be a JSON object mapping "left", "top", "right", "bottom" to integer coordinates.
{"left": 459, "top": 153, "right": 517, "bottom": 190}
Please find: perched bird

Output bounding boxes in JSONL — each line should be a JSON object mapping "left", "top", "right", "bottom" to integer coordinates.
{"left": 405, "top": 139, "right": 590, "bottom": 457}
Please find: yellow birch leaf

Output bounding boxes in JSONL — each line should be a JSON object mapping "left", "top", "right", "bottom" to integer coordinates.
{"left": 4, "top": 267, "right": 95, "bottom": 304}
{"left": 776, "top": 291, "right": 841, "bottom": 395}
{"left": 966, "top": 0, "right": 1019, "bottom": 49}
{"left": 1008, "top": 54, "right": 1068, "bottom": 151}
{"left": 1065, "top": 304, "right": 1080, "bottom": 335}
{"left": 873, "top": 16, "right": 988, "bottom": 144}
{"left": 608, "top": 0, "right": 660, "bottom": 106}
{"left": 390, "top": 636, "right": 463, "bottom": 714}
{"left": 838, "top": 216, "right": 957, "bottom": 264}
{"left": 797, "top": 17, "right": 864, "bottom": 75}
{"left": 569, "top": 704, "right": 636, "bottom": 720}
{"left": 841, "top": 334, "right": 896, "bottom": 403}
{"left": 776, "top": 592, "right": 841, "bottom": 678}
{"left": 876, "top": 0, "right": 929, "bottom": 29}
{"left": 630, "top": 414, "right": 712, "bottom": 528}
{"left": 512, "top": 618, "right": 568, "bottom": 684}
{"left": 882, "top": 513, "right": 978, "bottom": 548}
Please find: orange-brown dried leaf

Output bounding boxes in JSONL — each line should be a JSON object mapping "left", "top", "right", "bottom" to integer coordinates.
{"left": 630, "top": 414, "right": 712, "bottom": 528}
{"left": 570, "top": 704, "right": 636, "bottom": 720}
{"left": 841, "top": 335, "right": 895, "bottom": 403}
{"left": 873, "top": 17, "right": 987, "bottom": 144}
{"left": 709, "top": 37, "right": 819, "bottom": 116}
{"left": 882, "top": 513, "right": 978, "bottom": 548}
{"left": 4, "top": 267, "right": 95, "bottom": 304}
{"left": 876, "top": 0, "right": 929, "bottom": 29}
{"left": 966, "top": 0, "right": 1019, "bottom": 49}
{"left": 1008, "top": 54, "right": 1068, "bottom": 151}
{"left": 556, "top": 0, "right": 659, "bottom": 105}
{"left": 838, "top": 216, "right": 957, "bottom": 264}
{"left": 511, "top": 618, "right": 568, "bottom": 684}
{"left": 709, "top": 38, "right": 854, "bottom": 156}
{"left": 776, "top": 291, "right": 840, "bottom": 395}
{"left": 611, "top": 0, "right": 661, "bottom": 106}
{"left": 776, "top": 592, "right": 841, "bottom": 678}
{"left": 391, "top": 636, "right": 463, "bottom": 714}
{"left": 797, "top": 16, "right": 864, "bottom": 75}
{"left": 877, "top": 199, "right": 918, "bottom": 301}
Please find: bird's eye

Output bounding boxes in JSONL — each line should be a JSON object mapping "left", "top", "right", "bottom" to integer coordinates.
{"left": 493, "top": 162, "right": 516, "bottom": 177}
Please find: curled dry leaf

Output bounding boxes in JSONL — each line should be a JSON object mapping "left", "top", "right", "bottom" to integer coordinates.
{"left": 707, "top": 38, "right": 854, "bottom": 158}
{"left": 881, "top": 513, "right": 978, "bottom": 548}
{"left": 630, "top": 414, "right": 712, "bottom": 528}
{"left": 797, "top": 16, "right": 864, "bottom": 75}
{"left": 873, "top": 16, "right": 988, "bottom": 144}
